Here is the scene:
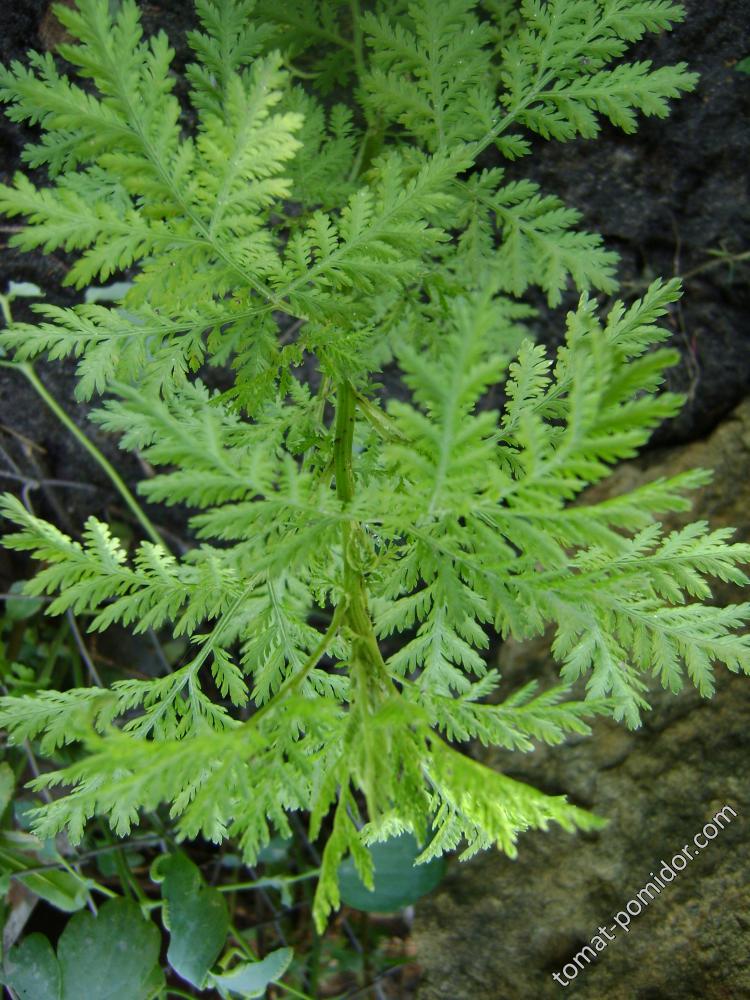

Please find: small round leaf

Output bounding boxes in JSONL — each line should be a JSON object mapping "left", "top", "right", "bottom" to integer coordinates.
{"left": 338, "top": 834, "right": 446, "bottom": 912}
{"left": 152, "top": 852, "right": 229, "bottom": 988}
{"left": 57, "top": 898, "right": 163, "bottom": 1000}
{"left": 3, "top": 933, "right": 61, "bottom": 1000}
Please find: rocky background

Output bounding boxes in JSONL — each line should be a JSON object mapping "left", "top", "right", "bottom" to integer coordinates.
{"left": 516, "top": 0, "right": 750, "bottom": 445}
{"left": 415, "top": 400, "right": 750, "bottom": 1000}
{"left": 0, "top": 1, "right": 748, "bottom": 997}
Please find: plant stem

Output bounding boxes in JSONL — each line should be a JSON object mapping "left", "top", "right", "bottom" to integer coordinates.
{"left": 273, "top": 981, "right": 317, "bottom": 1000}
{"left": 333, "top": 382, "right": 391, "bottom": 682}
{"left": 217, "top": 869, "right": 320, "bottom": 893}
{"left": 334, "top": 382, "right": 372, "bottom": 649}
{"left": 228, "top": 922, "right": 316, "bottom": 1000}
{"left": 332, "top": 382, "right": 396, "bottom": 821}
{"left": 15, "top": 362, "right": 163, "bottom": 546}
{"left": 0, "top": 293, "right": 164, "bottom": 546}
{"left": 349, "top": 0, "right": 366, "bottom": 81}
{"left": 334, "top": 380, "right": 357, "bottom": 506}
{"left": 249, "top": 601, "right": 347, "bottom": 728}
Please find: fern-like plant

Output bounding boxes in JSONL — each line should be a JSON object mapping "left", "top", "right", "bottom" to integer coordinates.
{"left": 0, "top": 0, "right": 748, "bottom": 930}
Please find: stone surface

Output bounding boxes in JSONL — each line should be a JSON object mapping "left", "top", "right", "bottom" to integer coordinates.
{"left": 413, "top": 400, "right": 750, "bottom": 1000}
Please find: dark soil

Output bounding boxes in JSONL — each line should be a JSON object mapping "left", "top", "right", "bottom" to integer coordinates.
{"left": 0, "top": 4, "right": 747, "bottom": 997}
{"left": 513, "top": 0, "right": 750, "bottom": 445}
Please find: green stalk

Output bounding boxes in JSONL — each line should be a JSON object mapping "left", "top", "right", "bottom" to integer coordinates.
{"left": 247, "top": 602, "right": 347, "bottom": 728}
{"left": 0, "top": 294, "right": 163, "bottom": 547}
{"left": 227, "top": 920, "right": 316, "bottom": 1000}
{"left": 5, "top": 361, "right": 163, "bottom": 546}
{"left": 217, "top": 869, "right": 320, "bottom": 893}
{"left": 349, "top": 0, "right": 366, "bottom": 83}
{"left": 333, "top": 381, "right": 384, "bottom": 669}
{"left": 333, "top": 382, "right": 394, "bottom": 820}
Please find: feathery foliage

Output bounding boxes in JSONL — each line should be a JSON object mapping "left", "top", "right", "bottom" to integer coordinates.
{"left": 0, "top": 0, "right": 746, "bottom": 932}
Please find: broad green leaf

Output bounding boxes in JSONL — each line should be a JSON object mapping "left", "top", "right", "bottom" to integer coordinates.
{"left": 210, "top": 947, "right": 293, "bottom": 998}
{"left": 6, "top": 281, "right": 44, "bottom": 299}
{"left": 3, "top": 581, "right": 44, "bottom": 620}
{"left": 3, "top": 933, "right": 61, "bottom": 1000}
{"left": 736, "top": 56, "right": 750, "bottom": 74}
{"left": 16, "top": 868, "right": 91, "bottom": 913}
{"left": 0, "top": 762, "right": 14, "bottom": 816}
{"left": 0, "top": 830, "right": 90, "bottom": 913}
{"left": 57, "top": 898, "right": 163, "bottom": 1000}
{"left": 3, "top": 901, "right": 163, "bottom": 1000}
{"left": 84, "top": 281, "right": 133, "bottom": 304}
{"left": 338, "top": 834, "right": 446, "bottom": 912}
{"left": 152, "top": 852, "right": 229, "bottom": 988}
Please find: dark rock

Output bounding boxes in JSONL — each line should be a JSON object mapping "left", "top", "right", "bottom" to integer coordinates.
{"left": 511, "top": 0, "right": 750, "bottom": 445}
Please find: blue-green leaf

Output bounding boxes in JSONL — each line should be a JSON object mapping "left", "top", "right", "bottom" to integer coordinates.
{"left": 338, "top": 833, "right": 446, "bottom": 912}
{"left": 3, "top": 933, "right": 61, "bottom": 1000}
{"left": 4, "top": 900, "right": 163, "bottom": 1000}
{"left": 6, "top": 281, "right": 44, "bottom": 300}
{"left": 152, "top": 851, "right": 229, "bottom": 988}
{"left": 16, "top": 868, "right": 91, "bottom": 913}
{"left": 57, "top": 899, "right": 164, "bottom": 1000}
{"left": 3, "top": 581, "right": 44, "bottom": 620}
{"left": 83, "top": 281, "right": 133, "bottom": 304}
{"left": 0, "top": 829, "right": 91, "bottom": 913}
{"left": 210, "top": 947, "right": 293, "bottom": 998}
{"left": 0, "top": 762, "right": 14, "bottom": 816}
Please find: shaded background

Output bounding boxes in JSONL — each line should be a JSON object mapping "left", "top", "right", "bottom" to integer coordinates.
{"left": 1, "top": 0, "right": 749, "bottom": 525}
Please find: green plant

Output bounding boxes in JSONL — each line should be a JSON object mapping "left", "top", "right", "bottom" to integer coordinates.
{"left": 0, "top": 0, "right": 747, "bottom": 942}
